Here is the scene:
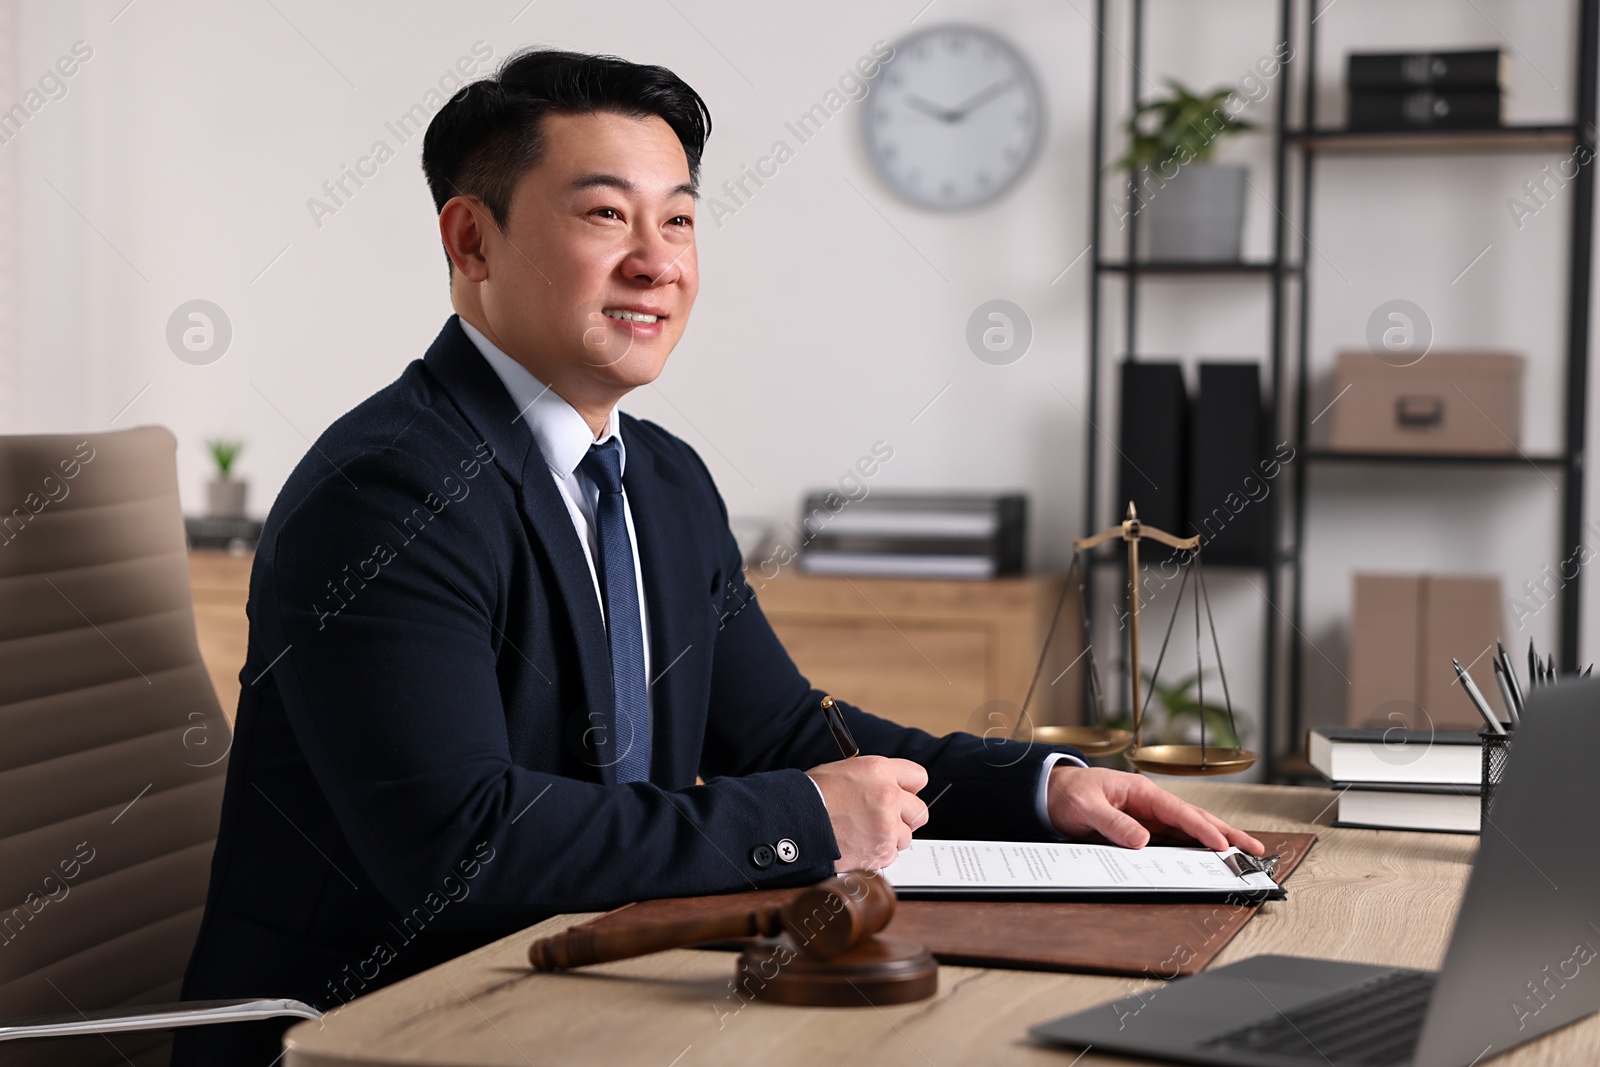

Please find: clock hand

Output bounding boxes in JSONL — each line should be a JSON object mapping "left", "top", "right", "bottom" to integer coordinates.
{"left": 945, "top": 77, "right": 1018, "bottom": 122}
{"left": 905, "top": 94, "right": 958, "bottom": 123}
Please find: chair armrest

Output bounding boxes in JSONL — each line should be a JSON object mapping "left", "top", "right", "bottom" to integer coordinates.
{"left": 0, "top": 998, "right": 321, "bottom": 1041}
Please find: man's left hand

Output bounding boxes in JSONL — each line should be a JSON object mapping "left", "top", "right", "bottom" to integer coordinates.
{"left": 1046, "top": 765, "right": 1264, "bottom": 855}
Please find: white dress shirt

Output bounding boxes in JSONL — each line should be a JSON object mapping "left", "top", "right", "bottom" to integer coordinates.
{"left": 460, "top": 319, "right": 1079, "bottom": 837}
{"left": 461, "top": 319, "right": 654, "bottom": 693}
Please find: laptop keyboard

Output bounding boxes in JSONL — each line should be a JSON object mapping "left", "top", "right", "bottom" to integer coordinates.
{"left": 1200, "top": 969, "right": 1436, "bottom": 1065}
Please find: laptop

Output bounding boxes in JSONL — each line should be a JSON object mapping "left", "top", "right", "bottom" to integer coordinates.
{"left": 1030, "top": 677, "right": 1600, "bottom": 1066}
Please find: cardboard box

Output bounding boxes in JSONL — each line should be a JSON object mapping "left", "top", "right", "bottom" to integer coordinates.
{"left": 1348, "top": 573, "right": 1505, "bottom": 731}
{"left": 1347, "top": 574, "right": 1421, "bottom": 727}
{"left": 1329, "top": 350, "right": 1523, "bottom": 454}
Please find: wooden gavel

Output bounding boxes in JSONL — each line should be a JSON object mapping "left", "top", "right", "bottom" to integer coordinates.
{"left": 527, "top": 870, "right": 937, "bottom": 1005}
{"left": 528, "top": 871, "right": 895, "bottom": 970}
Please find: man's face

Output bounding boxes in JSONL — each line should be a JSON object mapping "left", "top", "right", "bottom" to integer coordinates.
{"left": 474, "top": 110, "right": 699, "bottom": 402}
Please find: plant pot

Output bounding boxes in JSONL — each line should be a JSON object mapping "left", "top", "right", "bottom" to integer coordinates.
{"left": 207, "top": 477, "right": 248, "bottom": 520}
{"left": 1142, "top": 162, "right": 1247, "bottom": 261}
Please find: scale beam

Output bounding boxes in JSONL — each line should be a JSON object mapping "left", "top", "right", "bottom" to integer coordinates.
{"left": 1072, "top": 504, "right": 1201, "bottom": 555}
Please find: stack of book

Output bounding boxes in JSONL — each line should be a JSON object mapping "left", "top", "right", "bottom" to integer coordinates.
{"left": 796, "top": 492, "right": 1026, "bottom": 580}
{"left": 1346, "top": 48, "right": 1505, "bottom": 132}
{"left": 1308, "top": 725, "right": 1481, "bottom": 833}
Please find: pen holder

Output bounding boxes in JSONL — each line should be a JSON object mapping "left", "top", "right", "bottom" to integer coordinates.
{"left": 1479, "top": 725, "right": 1513, "bottom": 829}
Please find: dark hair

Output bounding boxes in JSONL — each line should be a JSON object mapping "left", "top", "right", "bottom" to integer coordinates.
{"left": 422, "top": 49, "right": 711, "bottom": 247}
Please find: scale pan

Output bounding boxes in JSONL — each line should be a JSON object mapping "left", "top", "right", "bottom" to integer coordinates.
{"left": 1030, "top": 725, "right": 1133, "bottom": 757}
{"left": 1124, "top": 745, "right": 1257, "bottom": 777}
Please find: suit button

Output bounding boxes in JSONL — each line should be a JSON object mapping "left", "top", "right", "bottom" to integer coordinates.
{"left": 750, "top": 844, "right": 776, "bottom": 869}
{"left": 775, "top": 838, "right": 799, "bottom": 863}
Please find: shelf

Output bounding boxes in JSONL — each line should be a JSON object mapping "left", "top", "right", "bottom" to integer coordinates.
{"left": 1290, "top": 124, "right": 1581, "bottom": 155}
{"left": 1082, "top": 546, "right": 1294, "bottom": 569}
{"left": 1096, "top": 259, "right": 1293, "bottom": 275}
{"left": 1303, "top": 449, "right": 1567, "bottom": 469}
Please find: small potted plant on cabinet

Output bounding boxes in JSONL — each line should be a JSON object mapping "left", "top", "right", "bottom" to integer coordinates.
{"left": 205, "top": 438, "right": 248, "bottom": 519}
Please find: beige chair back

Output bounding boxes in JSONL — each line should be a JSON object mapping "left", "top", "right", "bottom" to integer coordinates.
{"left": 0, "top": 427, "right": 233, "bottom": 1066}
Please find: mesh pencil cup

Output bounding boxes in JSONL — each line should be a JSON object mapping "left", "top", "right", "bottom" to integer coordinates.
{"left": 1479, "top": 725, "right": 1513, "bottom": 829}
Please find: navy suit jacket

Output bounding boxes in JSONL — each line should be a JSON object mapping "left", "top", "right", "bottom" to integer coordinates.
{"left": 174, "top": 316, "right": 1082, "bottom": 1064}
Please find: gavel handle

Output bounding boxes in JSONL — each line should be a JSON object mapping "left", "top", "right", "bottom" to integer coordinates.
{"left": 529, "top": 905, "right": 787, "bottom": 970}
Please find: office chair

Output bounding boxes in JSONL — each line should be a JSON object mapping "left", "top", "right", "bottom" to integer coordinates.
{"left": 0, "top": 427, "right": 318, "bottom": 1066}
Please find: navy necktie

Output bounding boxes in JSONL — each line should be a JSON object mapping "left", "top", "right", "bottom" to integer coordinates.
{"left": 578, "top": 438, "right": 651, "bottom": 783}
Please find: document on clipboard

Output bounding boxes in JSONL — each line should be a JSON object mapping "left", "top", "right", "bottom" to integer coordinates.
{"left": 880, "top": 839, "right": 1284, "bottom": 901}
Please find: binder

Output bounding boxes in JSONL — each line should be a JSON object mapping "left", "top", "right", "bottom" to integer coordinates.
{"left": 1348, "top": 89, "right": 1501, "bottom": 131}
{"left": 1117, "top": 360, "right": 1188, "bottom": 554}
{"left": 1347, "top": 49, "right": 1506, "bottom": 92}
{"left": 1187, "top": 362, "right": 1270, "bottom": 563}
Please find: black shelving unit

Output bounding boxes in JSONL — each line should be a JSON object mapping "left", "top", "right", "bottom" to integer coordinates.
{"left": 1285, "top": 1, "right": 1598, "bottom": 775}
{"left": 1082, "top": 0, "right": 1295, "bottom": 778}
{"left": 1082, "top": 0, "right": 1598, "bottom": 782}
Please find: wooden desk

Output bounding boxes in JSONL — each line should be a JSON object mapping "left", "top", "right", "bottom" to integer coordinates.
{"left": 280, "top": 783, "right": 1600, "bottom": 1065}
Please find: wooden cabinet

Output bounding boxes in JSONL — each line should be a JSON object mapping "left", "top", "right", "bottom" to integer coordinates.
{"left": 182, "top": 554, "right": 1086, "bottom": 741}
{"left": 751, "top": 571, "right": 1081, "bottom": 739}
{"left": 188, "top": 550, "right": 253, "bottom": 722}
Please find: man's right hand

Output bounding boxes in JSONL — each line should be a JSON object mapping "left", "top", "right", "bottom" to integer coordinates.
{"left": 804, "top": 756, "right": 930, "bottom": 872}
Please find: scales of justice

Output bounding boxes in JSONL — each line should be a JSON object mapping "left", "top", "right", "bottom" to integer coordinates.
{"left": 1012, "top": 502, "right": 1257, "bottom": 777}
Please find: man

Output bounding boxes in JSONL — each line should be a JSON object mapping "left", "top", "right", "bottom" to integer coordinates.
{"left": 174, "top": 49, "right": 1260, "bottom": 1065}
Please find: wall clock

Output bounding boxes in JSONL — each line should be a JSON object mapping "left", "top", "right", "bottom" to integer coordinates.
{"left": 865, "top": 24, "right": 1045, "bottom": 210}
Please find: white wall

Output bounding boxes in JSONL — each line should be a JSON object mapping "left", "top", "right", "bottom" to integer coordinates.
{"left": 3, "top": 0, "right": 1597, "bottom": 762}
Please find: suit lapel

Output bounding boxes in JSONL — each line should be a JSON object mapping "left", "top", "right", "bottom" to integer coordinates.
{"left": 621, "top": 419, "right": 706, "bottom": 788}
{"left": 422, "top": 316, "right": 618, "bottom": 783}
{"left": 515, "top": 449, "right": 620, "bottom": 785}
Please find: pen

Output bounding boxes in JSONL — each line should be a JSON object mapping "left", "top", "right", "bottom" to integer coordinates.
{"left": 1498, "top": 640, "right": 1524, "bottom": 715}
{"left": 819, "top": 695, "right": 860, "bottom": 759}
{"left": 1530, "top": 640, "right": 1541, "bottom": 690}
{"left": 1493, "top": 660, "right": 1520, "bottom": 729}
{"left": 1454, "top": 659, "right": 1505, "bottom": 735}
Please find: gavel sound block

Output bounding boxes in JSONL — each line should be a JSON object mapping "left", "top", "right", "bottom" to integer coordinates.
{"left": 527, "top": 872, "right": 937, "bottom": 1006}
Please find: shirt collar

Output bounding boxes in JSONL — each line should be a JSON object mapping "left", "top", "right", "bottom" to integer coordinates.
{"left": 458, "top": 316, "right": 623, "bottom": 480}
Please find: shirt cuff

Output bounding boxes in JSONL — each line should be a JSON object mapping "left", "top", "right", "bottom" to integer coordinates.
{"left": 1035, "top": 750, "right": 1087, "bottom": 834}
{"left": 807, "top": 773, "right": 828, "bottom": 812}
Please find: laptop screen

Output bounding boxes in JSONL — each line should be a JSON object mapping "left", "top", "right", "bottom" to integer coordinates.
{"left": 1413, "top": 678, "right": 1600, "bottom": 1066}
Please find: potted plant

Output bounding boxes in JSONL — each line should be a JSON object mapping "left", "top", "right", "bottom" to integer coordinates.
{"left": 205, "top": 438, "right": 248, "bottom": 519}
{"left": 1114, "top": 79, "right": 1256, "bottom": 261}
{"left": 1105, "top": 669, "right": 1246, "bottom": 766}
